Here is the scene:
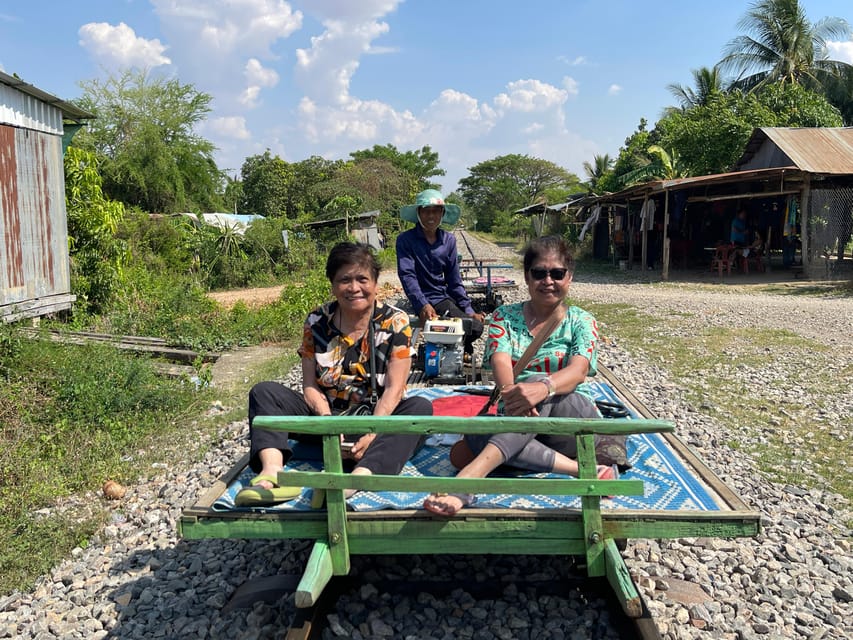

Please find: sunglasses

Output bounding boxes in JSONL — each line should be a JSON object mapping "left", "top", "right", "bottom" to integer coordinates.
{"left": 529, "top": 267, "right": 569, "bottom": 281}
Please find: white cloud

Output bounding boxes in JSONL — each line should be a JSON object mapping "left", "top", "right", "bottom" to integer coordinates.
{"left": 151, "top": 0, "right": 302, "bottom": 58}
{"left": 608, "top": 84, "right": 622, "bottom": 96}
{"left": 298, "top": 0, "right": 402, "bottom": 22}
{"left": 295, "top": 19, "right": 390, "bottom": 104}
{"left": 493, "top": 79, "right": 568, "bottom": 113}
{"left": 240, "top": 58, "right": 279, "bottom": 107}
{"left": 245, "top": 58, "right": 279, "bottom": 87}
{"left": 827, "top": 40, "right": 853, "bottom": 64}
{"left": 562, "top": 76, "right": 579, "bottom": 97}
{"left": 557, "top": 55, "right": 587, "bottom": 66}
{"left": 297, "top": 95, "right": 419, "bottom": 144}
{"left": 207, "top": 116, "right": 252, "bottom": 140}
{"left": 78, "top": 22, "right": 171, "bottom": 69}
{"left": 426, "top": 89, "right": 496, "bottom": 124}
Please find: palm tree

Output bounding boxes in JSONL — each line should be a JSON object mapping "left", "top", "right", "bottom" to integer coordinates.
{"left": 617, "top": 146, "right": 689, "bottom": 188}
{"left": 582, "top": 154, "right": 613, "bottom": 193}
{"left": 667, "top": 66, "right": 724, "bottom": 109}
{"left": 718, "top": 0, "right": 851, "bottom": 92}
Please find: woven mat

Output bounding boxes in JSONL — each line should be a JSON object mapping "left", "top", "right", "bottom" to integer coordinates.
{"left": 214, "top": 383, "right": 719, "bottom": 513}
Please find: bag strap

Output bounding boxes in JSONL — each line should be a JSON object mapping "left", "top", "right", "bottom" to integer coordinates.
{"left": 477, "top": 304, "right": 565, "bottom": 415}
{"left": 366, "top": 307, "right": 378, "bottom": 407}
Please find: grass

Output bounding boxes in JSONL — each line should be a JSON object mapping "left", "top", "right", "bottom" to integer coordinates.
{"left": 581, "top": 300, "right": 852, "bottom": 512}
{"left": 0, "top": 329, "right": 218, "bottom": 595}
{"left": 0, "top": 322, "right": 303, "bottom": 596}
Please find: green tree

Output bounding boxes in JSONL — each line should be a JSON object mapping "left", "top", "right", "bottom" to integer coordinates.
{"left": 655, "top": 83, "right": 842, "bottom": 176}
{"left": 598, "top": 120, "right": 653, "bottom": 193}
{"left": 64, "top": 146, "right": 127, "bottom": 313}
{"left": 315, "top": 158, "right": 411, "bottom": 215}
{"left": 667, "top": 66, "right": 725, "bottom": 109}
{"left": 655, "top": 91, "right": 771, "bottom": 175}
{"left": 755, "top": 81, "right": 843, "bottom": 126}
{"left": 617, "top": 145, "right": 690, "bottom": 187}
{"left": 240, "top": 151, "right": 294, "bottom": 218}
{"left": 349, "top": 144, "right": 445, "bottom": 192}
{"left": 75, "top": 69, "right": 223, "bottom": 213}
{"left": 719, "top": 0, "right": 851, "bottom": 92}
{"left": 582, "top": 154, "right": 614, "bottom": 193}
{"left": 458, "top": 154, "right": 579, "bottom": 232}
{"left": 822, "top": 68, "right": 853, "bottom": 125}
{"left": 291, "top": 155, "right": 341, "bottom": 217}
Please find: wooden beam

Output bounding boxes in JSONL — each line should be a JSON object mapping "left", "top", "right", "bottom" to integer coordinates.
{"left": 295, "top": 540, "right": 334, "bottom": 608}
{"left": 321, "top": 435, "right": 351, "bottom": 577}
{"left": 604, "top": 538, "right": 643, "bottom": 618}
{"left": 686, "top": 188, "right": 799, "bottom": 203}
{"left": 662, "top": 190, "right": 671, "bottom": 281}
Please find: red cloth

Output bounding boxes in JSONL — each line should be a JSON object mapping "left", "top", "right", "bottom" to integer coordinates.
{"left": 431, "top": 394, "right": 496, "bottom": 417}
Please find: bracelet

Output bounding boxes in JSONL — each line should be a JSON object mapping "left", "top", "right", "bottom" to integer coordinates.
{"left": 539, "top": 376, "right": 556, "bottom": 398}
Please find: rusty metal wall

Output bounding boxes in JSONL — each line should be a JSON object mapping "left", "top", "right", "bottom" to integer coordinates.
{"left": 0, "top": 123, "right": 72, "bottom": 312}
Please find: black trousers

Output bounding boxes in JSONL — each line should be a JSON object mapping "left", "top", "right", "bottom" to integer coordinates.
{"left": 248, "top": 381, "right": 431, "bottom": 475}
{"left": 433, "top": 298, "right": 483, "bottom": 355}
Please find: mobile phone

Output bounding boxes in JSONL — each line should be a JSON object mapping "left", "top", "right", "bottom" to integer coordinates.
{"left": 340, "top": 441, "right": 355, "bottom": 452}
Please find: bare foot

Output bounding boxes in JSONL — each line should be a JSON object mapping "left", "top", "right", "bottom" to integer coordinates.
{"left": 423, "top": 493, "right": 474, "bottom": 516}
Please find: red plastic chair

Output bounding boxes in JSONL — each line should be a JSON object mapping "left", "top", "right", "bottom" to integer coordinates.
{"left": 710, "top": 244, "right": 734, "bottom": 277}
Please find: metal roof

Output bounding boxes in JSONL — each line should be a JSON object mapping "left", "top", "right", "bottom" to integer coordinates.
{"left": 735, "top": 127, "right": 853, "bottom": 175}
{"left": 514, "top": 193, "right": 589, "bottom": 215}
{"left": 0, "top": 70, "right": 94, "bottom": 121}
{"left": 591, "top": 167, "right": 804, "bottom": 204}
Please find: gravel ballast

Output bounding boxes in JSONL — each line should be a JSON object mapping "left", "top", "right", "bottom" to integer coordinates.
{"left": 2, "top": 234, "right": 851, "bottom": 639}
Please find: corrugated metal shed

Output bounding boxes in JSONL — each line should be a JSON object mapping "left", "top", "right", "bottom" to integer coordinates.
{"left": 0, "top": 73, "right": 93, "bottom": 322}
{"left": 735, "top": 127, "right": 853, "bottom": 174}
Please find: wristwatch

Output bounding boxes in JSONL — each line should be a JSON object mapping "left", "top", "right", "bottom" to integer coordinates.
{"left": 539, "top": 376, "right": 556, "bottom": 398}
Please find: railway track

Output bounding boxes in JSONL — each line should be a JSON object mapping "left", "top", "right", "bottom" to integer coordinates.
{"left": 259, "top": 556, "right": 662, "bottom": 640}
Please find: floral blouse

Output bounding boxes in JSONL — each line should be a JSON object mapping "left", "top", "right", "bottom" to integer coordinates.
{"left": 298, "top": 301, "right": 415, "bottom": 410}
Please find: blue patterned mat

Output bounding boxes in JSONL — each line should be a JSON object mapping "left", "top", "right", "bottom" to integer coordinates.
{"left": 214, "top": 383, "right": 720, "bottom": 513}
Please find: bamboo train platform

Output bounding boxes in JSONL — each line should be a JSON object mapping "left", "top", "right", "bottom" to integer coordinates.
{"left": 179, "top": 365, "right": 760, "bottom": 617}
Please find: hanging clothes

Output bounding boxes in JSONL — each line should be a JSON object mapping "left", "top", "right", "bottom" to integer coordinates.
{"left": 579, "top": 206, "right": 601, "bottom": 241}
{"left": 640, "top": 199, "right": 656, "bottom": 232}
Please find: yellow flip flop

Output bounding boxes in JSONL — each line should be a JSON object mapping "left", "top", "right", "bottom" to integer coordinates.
{"left": 235, "top": 474, "right": 302, "bottom": 506}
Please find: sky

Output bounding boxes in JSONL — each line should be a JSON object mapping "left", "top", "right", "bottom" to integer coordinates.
{"left": 2, "top": 0, "right": 853, "bottom": 194}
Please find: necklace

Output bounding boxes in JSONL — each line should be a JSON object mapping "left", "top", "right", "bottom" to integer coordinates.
{"left": 336, "top": 306, "right": 369, "bottom": 340}
{"left": 524, "top": 302, "right": 560, "bottom": 332}
{"left": 524, "top": 302, "right": 544, "bottom": 328}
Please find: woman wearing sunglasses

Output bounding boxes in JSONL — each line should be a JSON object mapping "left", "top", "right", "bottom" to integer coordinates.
{"left": 424, "top": 236, "right": 626, "bottom": 517}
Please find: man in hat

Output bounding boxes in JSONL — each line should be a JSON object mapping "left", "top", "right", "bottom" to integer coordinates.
{"left": 396, "top": 189, "right": 484, "bottom": 358}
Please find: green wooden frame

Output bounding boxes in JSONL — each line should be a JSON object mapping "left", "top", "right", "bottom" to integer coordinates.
{"left": 180, "top": 371, "right": 761, "bottom": 617}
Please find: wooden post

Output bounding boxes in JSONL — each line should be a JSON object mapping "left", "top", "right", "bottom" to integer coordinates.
{"left": 626, "top": 200, "right": 634, "bottom": 269}
{"left": 578, "top": 434, "right": 606, "bottom": 577}
{"left": 295, "top": 539, "right": 334, "bottom": 608}
{"left": 640, "top": 196, "right": 648, "bottom": 271}
{"left": 322, "top": 435, "right": 351, "bottom": 577}
{"left": 662, "top": 190, "right": 671, "bottom": 281}
{"left": 800, "top": 176, "right": 811, "bottom": 276}
{"left": 604, "top": 538, "right": 643, "bottom": 618}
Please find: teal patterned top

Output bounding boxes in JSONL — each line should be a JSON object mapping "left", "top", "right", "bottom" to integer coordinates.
{"left": 482, "top": 302, "right": 599, "bottom": 400}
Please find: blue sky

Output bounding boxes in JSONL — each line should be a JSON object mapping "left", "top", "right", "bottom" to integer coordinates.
{"left": 2, "top": 0, "right": 852, "bottom": 193}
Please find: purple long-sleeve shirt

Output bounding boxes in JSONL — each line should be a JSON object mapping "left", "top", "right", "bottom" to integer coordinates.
{"left": 395, "top": 225, "right": 474, "bottom": 315}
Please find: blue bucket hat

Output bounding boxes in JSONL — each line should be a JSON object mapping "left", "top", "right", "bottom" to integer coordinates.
{"left": 400, "top": 189, "right": 460, "bottom": 226}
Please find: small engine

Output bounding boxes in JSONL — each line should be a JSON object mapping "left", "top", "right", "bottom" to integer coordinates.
{"left": 421, "top": 317, "right": 466, "bottom": 384}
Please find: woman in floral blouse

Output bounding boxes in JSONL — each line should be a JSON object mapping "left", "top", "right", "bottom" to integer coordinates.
{"left": 239, "top": 242, "right": 431, "bottom": 506}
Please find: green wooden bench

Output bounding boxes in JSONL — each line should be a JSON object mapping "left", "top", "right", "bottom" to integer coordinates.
{"left": 245, "top": 415, "right": 667, "bottom": 615}
{"left": 180, "top": 388, "right": 760, "bottom": 618}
